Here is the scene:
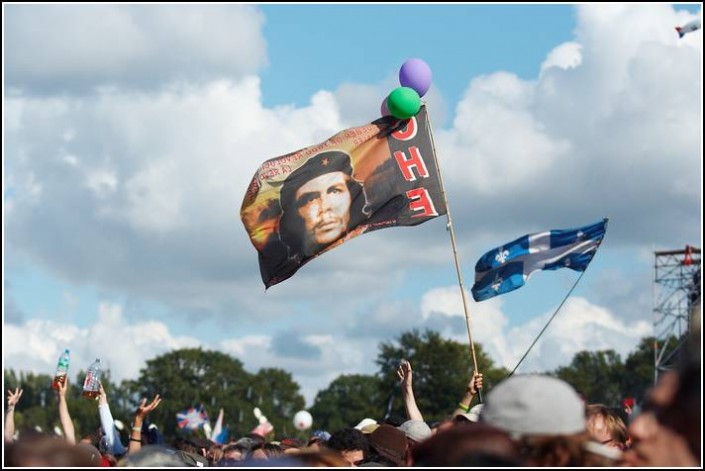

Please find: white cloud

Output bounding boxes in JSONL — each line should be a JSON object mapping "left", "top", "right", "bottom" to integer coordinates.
{"left": 540, "top": 42, "right": 583, "bottom": 76}
{"left": 3, "top": 4, "right": 701, "bottom": 405}
{"left": 3, "top": 303, "right": 380, "bottom": 404}
{"left": 3, "top": 302, "right": 200, "bottom": 388}
{"left": 419, "top": 287, "right": 651, "bottom": 374}
{"left": 4, "top": 5, "right": 267, "bottom": 93}
{"left": 435, "top": 3, "right": 700, "bottom": 248}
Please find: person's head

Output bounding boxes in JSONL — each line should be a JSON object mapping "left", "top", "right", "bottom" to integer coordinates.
{"left": 453, "top": 404, "right": 484, "bottom": 425}
{"left": 624, "top": 358, "right": 701, "bottom": 466}
{"left": 279, "top": 151, "right": 368, "bottom": 259}
{"left": 480, "top": 374, "right": 591, "bottom": 466}
{"left": 364, "top": 424, "right": 408, "bottom": 467}
{"left": 221, "top": 442, "right": 246, "bottom": 461}
{"left": 397, "top": 420, "right": 432, "bottom": 446}
{"left": 206, "top": 445, "right": 223, "bottom": 465}
{"left": 5, "top": 434, "right": 96, "bottom": 467}
{"left": 307, "top": 430, "right": 331, "bottom": 450}
{"left": 325, "top": 427, "right": 369, "bottom": 466}
{"left": 410, "top": 422, "right": 522, "bottom": 467}
{"left": 585, "top": 404, "right": 629, "bottom": 450}
{"left": 262, "top": 442, "right": 284, "bottom": 459}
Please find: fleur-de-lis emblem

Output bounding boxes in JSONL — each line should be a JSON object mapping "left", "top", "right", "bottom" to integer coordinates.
{"left": 495, "top": 249, "right": 509, "bottom": 264}
{"left": 491, "top": 275, "right": 503, "bottom": 292}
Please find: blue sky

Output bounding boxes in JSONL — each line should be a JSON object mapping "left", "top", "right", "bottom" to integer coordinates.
{"left": 3, "top": 4, "right": 702, "bottom": 413}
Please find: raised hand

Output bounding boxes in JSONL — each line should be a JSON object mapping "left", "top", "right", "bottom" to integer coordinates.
{"left": 7, "top": 388, "right": 23, "bottom": 409}
{"left": 136, "top": 395, "right": 161, "bottom": 419}
{"left": 468, "top": 371, "right": 484, "bottom": 395}
{"left": 56, "top": 376, "right": 70, "bottom": 398}
{"left": 397, "top": 359, "right": 413, "bottom": 390}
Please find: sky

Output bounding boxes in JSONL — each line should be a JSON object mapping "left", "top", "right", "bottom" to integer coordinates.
{"left": 2, "top": 4, "right": 702, "bottom": 414}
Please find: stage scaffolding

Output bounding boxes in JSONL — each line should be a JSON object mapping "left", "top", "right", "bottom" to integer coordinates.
{"left": 653, "top": 245, "right": 701, "bottom": 383}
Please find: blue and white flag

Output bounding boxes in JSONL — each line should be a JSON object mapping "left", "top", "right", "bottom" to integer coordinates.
{"left": 471, "top": 219, "right": 608, "bottom": 302}
{"left": 210, "top": 408, "right": 229, "bottom": 445}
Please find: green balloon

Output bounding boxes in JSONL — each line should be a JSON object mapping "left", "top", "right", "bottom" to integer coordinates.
{"left": 387, "top": 87, "right": 421, "bottom": 119}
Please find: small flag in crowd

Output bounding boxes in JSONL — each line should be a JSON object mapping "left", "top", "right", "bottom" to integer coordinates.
{"left": 471, "top": 219, "right": 608, "bottom": 302}
{"left": 210, "top": 408, "right": 229, "bottom": 445}
{"left": 241, "top": 105, "right": 447, "bottom": 288}
{"left": 176, "top": 405, "right": 210, "bottom": 430}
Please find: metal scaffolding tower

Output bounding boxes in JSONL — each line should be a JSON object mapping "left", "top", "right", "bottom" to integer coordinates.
{"left": 653, "top": 245, "right": 701, "bottom": 383}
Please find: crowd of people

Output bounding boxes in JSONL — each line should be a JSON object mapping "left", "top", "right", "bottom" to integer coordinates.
{"left": 3, "top": 325, "right": 701, "bottom": 467}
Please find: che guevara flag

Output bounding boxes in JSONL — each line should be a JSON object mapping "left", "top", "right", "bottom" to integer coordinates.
{"left": 241, "top": 105, "right": 447, "bottom": 288}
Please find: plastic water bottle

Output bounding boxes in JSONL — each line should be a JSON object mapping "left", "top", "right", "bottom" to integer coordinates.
{"left": 82, "top": 358, "right": 102, "bottom": 399}
{"left": 52, "top": 349, "right": 71, "bottom": 390}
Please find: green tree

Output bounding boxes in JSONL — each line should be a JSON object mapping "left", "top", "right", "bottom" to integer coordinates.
{"left": 621, "top": 336, "right": 656, "bottom": 402}
{"left": 376, "top": 329, "right": 508, "bottom": 423}
{"left": 126, "top": 348, "right": 252, "bottom": 438}
{"left": 127, "top": 348, "right": 305, "bottom": 441}
{"left": 553, "top": 349, "right": 625, "bottom": 405}
{"left": 310, "top": 374, "right": 384, "bottom": 432}
{"left": 251, "top": 368, "right": 305, "bottom": 438}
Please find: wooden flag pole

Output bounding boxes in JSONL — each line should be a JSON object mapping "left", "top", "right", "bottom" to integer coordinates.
{"left": 423, "top": 105, "right": 482, "bottom": 401}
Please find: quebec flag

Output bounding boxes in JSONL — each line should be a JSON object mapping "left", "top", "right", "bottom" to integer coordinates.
{"left": 471, "top": 219, "right": 608, "bottom": 302}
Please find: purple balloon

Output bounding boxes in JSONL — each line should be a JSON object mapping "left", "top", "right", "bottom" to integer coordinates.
{"left": 380, "top": 97, "right": 390, "bottom": 117}
{"left": 399, "top": 58, "right": 432, "bottom": 97}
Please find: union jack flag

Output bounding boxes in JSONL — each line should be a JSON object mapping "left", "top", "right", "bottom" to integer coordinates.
{"left": 176, "top": 405, "right": 210, "bottom": 430}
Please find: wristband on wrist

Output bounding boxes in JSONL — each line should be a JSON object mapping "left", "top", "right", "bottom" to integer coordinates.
{"left": 130, "top": 438, "right": 141, "bottom": 443}
{"left": 132, "top": 426, "right": 142, "bottom": 432}
{"left": 457, "top": 402, "right": 470, "bottom": 413}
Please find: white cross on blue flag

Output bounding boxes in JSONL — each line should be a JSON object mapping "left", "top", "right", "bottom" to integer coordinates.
{"left": 471, "top": 219, "right": 609, "bottom": 302}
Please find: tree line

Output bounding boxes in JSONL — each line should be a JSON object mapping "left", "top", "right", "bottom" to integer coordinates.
{"left": 3, "top": 329, "right": 657, "bottom": 443}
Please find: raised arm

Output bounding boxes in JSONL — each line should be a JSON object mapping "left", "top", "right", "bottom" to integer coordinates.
{"left": 127, "top": 394, "right": 161, "bottom": 455}
{"left": 397, "top": 360, "right": 424, "bottom": 421}
{"left": 452, "top": 371, "right": 483, "bottom": 418}
{"left": 5, "top": 387, "right": 23, "bottom": 443}
{"left": 56, "top": 378, "right": 76, "bottom": 444}
{"left": 98, "top": 382, "right": 127, "bottom": 456}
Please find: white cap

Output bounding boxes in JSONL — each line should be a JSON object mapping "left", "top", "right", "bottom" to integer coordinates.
{"left": 480, "top": 374, "right": 586, "bottom": 437}
{"left": 354, "top": 418, "right": 378, "bottom": 430}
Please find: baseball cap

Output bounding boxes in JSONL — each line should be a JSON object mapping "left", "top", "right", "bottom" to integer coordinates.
{"left": 480, "top": 374, "right": 586, "bottom": 437}
{"left": 354, "top": 418, "right": 378, "bottom": 430}
{"left": 398, "top": 420, "right": 432, "bottom": 443}
{"left": 309, "top": 430, "right": 331, "bottom": 443}
{"left": 463, "top": 404, "right": 484, "bottom": 422}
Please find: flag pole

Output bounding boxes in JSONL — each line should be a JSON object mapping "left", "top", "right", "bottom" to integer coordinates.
{"left": 423, "top": 104, "right": 483, "bottom": 401}
{"left": 506, "top": 270, "right": 587, "bottom": 378}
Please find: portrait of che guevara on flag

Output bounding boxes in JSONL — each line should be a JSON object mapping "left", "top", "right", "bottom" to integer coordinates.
{"left": 241, "top": 105, "right": 447, "bottom": 289}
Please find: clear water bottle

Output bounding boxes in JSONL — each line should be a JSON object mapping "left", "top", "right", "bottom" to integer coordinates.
{"left": 82, "top": 358, "right": 102, "bottom": 399}
{"left": 52, "top": 349, "right": 71, "bottom": 390}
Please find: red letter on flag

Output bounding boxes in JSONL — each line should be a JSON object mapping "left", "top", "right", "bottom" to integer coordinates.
{"left": 406, "top": 188, "right": 439, "bottom": 218}
{"left": 394, "top": 146, "right": 429, "bottom": 182}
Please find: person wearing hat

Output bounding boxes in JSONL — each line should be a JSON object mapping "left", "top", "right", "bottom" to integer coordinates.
{"left": 452, "top": 370, "right": 484, "bottom": 420}
{"left": 307, "top": 430, "right": 331, "bottom": 450}
{"left": 362, "top": 424, "right": 408, "bottom": 467}
{"left": 479, "top": 374, "right": 594, "bottom": 466}
{"left": 279, "top": 150, "right": 369, "bottom": 262}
